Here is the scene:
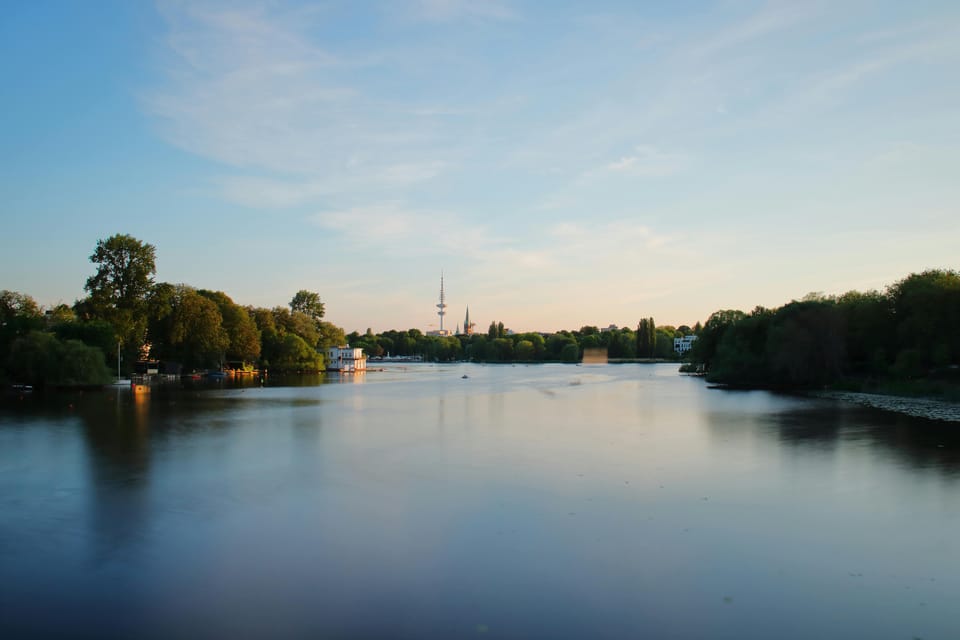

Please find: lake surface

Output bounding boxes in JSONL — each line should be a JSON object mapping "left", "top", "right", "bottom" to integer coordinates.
{"left": 1, "top": 363, "right": 958, "bottom": 639}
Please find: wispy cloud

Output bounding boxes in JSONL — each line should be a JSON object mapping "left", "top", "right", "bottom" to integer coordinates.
{"left": 407, "top": 0, "right": 516, "bottom": 22}
{"left": 604, "top": 145, "right": 688, "bottom": 177}
{"left": 145, "top": 0, "right": 452, "bottom": 188}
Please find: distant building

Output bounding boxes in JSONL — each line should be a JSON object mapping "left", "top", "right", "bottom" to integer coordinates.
{"left": 327, "top": 346, "right": 367, "bottom": 372}
{"left": 600, "top": 324, "right": 618, "bottom": 333}
{"left": 462, "top": 306, "right": 476, "bottom": 336}
{"left": 674, "top": 335, "right": 698, "bottom": 354}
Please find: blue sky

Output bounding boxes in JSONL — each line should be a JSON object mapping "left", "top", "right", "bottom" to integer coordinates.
{"left": 2, "top": 1, "right": 958, "bottom": 333}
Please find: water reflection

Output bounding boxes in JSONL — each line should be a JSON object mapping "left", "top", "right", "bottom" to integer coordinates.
{"left": 0, "top": 366, "right": 957, "bottom": 639}
{"left": 767, "top": 400, "right": 960, "bottom": 477}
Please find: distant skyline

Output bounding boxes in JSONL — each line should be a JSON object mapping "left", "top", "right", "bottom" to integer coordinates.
{"left": 2, "top": 1, "right": 958, "bottom": 333}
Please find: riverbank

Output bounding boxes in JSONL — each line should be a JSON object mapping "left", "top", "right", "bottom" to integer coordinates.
{"left": 814, "top": 390, "right": 960, "bottom": 423}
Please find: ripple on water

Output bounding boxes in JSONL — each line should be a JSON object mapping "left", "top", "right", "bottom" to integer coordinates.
{"left": 816, "top": 391, "right": 960, "bottom": 422}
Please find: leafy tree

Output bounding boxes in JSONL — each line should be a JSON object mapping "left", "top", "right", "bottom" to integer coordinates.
{"left": 0, "top": 290, "right": 44, "bottom": 364}
{"left": 317, "top": 321, "right": 346, "bottom": 351}
{"left": 154, "top": 286, "right": 228, "bottom": 369}
{"left": 766, "top": 301, "right": 844, "bottom": 386}
{"left": 289, "top": 290, "right": 325, "bottom": 322}
{"left": 82, "top": 234, "right": 156, "bottom": 354}
{"left": 198, "top": 290, "right": 261, "bottom": 363}
{"left": 580, "top": 334, "right": 601, "bottom": 349}
{"left": 689, "top": 310, "right": 746, "bottom": 371}
{"left": 490, "top": 338, "right": 514, "bottom": 361}
{"left": 654, "top": 327, "right": 677, "bottom": 358}
{"left": 836, "top": 290, "right": 894, "bottom": 375}
{"left": 560, "top": 342, "right": 580, "bottom": 363}
{"left": 515, "top": 339, "right": 535, "bottom": 361}
{"left": 46, "top": 304, "right": 76, "bottom": 325}
{"left": 547, "top": 332, "right": 577, "bottom": 360}
{"left": 273, "top": 333, "right": 323, "bottom": 371}
{"left": 608, "top": 328, "right": 636, "bottom": 359}
{"left": 636, "top": 318, "right": 656, "bottom": 358}
{"left": 272, "top": 307, "right": 319, "bottom": 348}
{"left": 6, "top": 331, "right": 110, "bottom": 386}
{"left": 53, "top": 319, "right": 116, "bottom": 369}
{"left": 707, "top": 309, "right": 772, "bottom": 385}
{"left": 887, "top": 269, "right": 960, "bottom": 370}
{"left": 5, "top": 331, "right": 59, "bottom": 385}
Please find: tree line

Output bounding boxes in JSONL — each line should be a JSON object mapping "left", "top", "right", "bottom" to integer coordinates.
{"left": 1, "top": 234, "right": 345, "bottom": 386}
{"left": 686, "top": 269, "right": 960, "bottom": 395}
{"left": 346, "top": 320, "right": 696, "bottom": 364}
{"left": 1, "top": 232, "right": 707, "bottom": 386}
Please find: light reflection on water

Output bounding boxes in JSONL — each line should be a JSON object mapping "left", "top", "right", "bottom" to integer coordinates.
{"left": 1, "top": 363, "right": 958, "bottom": 639}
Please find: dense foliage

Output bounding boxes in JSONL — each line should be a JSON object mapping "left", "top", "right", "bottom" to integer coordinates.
{"left": 0, "top": 234, "right": 345, "bottom": 385}
{"left": 688, "top": 270, "right": 960, "bottom": 392}
{"left": 4, "top": 234, "right": 954, "bottom": 394}
{"left": 347, "top": 321, "right": 684, "bottom": 364}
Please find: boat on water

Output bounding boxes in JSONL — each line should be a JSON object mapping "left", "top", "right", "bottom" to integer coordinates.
{"left": 206, "top": 371, "right": 227, "bottom": 380}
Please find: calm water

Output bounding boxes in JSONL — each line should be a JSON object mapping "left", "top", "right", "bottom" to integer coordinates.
{"left": 1, "top": 364, "right": 958, "bottom": 639}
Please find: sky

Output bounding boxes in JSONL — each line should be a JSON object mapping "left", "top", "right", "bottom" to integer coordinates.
{"left": 1, "top": 0, "right": 958, "bottom": 334}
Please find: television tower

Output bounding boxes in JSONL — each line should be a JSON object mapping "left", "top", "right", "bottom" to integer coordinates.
{"left": 436, "top": 272, "right": 447, "bottom": 333}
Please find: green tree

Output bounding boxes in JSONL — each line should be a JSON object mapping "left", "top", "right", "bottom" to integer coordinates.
{"left": 198, "top": 290, "right": 261, "bottom": 363}
{"left": 0, "top": 290, "right": 44, "bottom": 365}
{"left": 515, "top": 339, "right": 535, "bottom": 361}
{"left": 547, "top": 332, "right": 577, "bottom": 360}
{"left": 289, "top": 290, "right": 325, "bottom": 322}
{"left": 887, "top": 269, "right": 960, "bottom": 370}
{"left": 836, "top": 290, "right": 894, "bottom": 375}
{"left": 654, "top": 326, "right": 676, "bottom": 359}
{"left": 6, "top": 331, "right": 110, "bottom": 386}
{"left": 689, "top": 309, "right": 746, "bottom": 371}
{"left": 160, "top": 286, "right": 229, "bottom": 369}
{"left": 317, "top": 321, "right": 347, "bottom": 351}
{"left": 272, "top": 307, "right": 319, "bottom": 348}
{"left": 274, "top": 333, "right": 323, "bottom": 371}
{"left": 81, "top": 234, "right": 157, "bottom": 360}
{"left": 636, "top": 318, "right": 656, "bottom": 358}
{"left": 53, "top": 319, "right": 115, "bottom": 370}
{"left": 560, "top": 342, "right": 580, "bottom": 363}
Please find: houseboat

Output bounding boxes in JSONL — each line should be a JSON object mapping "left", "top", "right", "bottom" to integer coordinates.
{"left": 326, "top": 346, "right": 367, "bottom": 372}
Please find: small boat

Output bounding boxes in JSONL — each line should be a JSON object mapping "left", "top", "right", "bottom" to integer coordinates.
{"left": 206, "top": 371, "right": 227, "bottom": 380}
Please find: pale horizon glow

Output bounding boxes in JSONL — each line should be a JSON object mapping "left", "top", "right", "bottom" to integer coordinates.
{"left": 1, "top": 1, "right": 958, "bottom": 333}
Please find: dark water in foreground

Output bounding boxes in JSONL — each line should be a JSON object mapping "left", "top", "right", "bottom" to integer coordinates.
{"left": 1, "top": 364, "right": 958, "bottom": 639}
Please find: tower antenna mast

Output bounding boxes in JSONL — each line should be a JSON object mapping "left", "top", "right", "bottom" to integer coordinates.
{"left": 436, "top": 272, "right": 447, "bottom": 333}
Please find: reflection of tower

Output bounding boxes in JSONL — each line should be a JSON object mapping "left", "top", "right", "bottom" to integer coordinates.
{"left": 437, "top": 272, "right": 447, "bottom": 333}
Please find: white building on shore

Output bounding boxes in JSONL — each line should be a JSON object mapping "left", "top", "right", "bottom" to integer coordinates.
{"left": 674, "top": 335, "right": 698, "bottom": 354}
{"left": 326, "top": 346, "right": 367, "bottom": 372}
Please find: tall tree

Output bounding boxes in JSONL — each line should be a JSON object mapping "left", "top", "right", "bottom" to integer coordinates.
{"left": 154, "top": 286, "right": 228, "bottom": 370}
{"left": 290, "top": 290, "right": 325, "bottom": 322}
{"left": 198, "top": 290, "right": 261, "bottom": 363}
{"left": 82, "top": 234, "right": 156, "bottom": 358}
{"left": 0, "top": 290, "right": 44, "bottom": 365}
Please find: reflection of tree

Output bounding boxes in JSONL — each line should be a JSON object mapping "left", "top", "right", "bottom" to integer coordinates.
{"left": 78, "top": 390, "right": 152, "bottom": 566}
{"left": 769, "top": 402, "right": 960, "bottom": 477}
